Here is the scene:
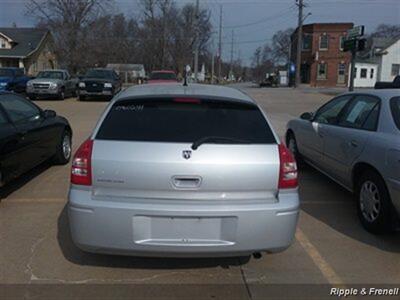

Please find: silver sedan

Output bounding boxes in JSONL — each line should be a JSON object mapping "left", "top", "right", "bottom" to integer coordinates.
{"left": 286, "top": 89, "right": 400, "bottom": 233}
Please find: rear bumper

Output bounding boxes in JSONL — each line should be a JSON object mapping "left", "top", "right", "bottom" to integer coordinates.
{"left": 68, "top": 188, "right": 299, "bottom": 257}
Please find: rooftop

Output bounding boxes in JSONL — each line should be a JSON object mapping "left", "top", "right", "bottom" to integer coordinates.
{"left": 0, "top": 28, "right": 49, "bottom": 58}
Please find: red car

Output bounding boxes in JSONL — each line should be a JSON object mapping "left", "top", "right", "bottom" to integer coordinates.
{"left": 148, "top": 70, "right": 178, "bottom": 84}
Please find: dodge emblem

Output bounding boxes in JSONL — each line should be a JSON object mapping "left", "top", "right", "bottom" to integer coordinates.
{"left": 182, "top": 150, "right": 192, "bottom": 160}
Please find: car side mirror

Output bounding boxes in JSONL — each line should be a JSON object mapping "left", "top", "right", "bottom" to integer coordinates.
{"left": 300, "top": 112, "right": 314, "bottom": 121}
{"left": 43, "top": 109, "right": 56, "bottom": 118}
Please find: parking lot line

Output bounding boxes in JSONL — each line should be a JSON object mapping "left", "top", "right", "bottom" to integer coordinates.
{"left": 296, "top": 228, "right": 345, "bottom": 286}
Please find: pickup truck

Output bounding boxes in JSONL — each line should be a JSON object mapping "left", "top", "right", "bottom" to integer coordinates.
{"left": 26, "top": 69, "right": 78, "bottom": 100}
{"left": 374, "top": 75, "right": 400, "bottom": 89}
{"left": 0, "top": 67, "right": 32, "bottom": 93}
{"left": 77, "top": 68, "right": 122, "bottom": 101}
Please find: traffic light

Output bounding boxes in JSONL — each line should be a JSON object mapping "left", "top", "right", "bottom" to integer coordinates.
{"left": 357, "top": 38, "right": 367, "bottom": 52}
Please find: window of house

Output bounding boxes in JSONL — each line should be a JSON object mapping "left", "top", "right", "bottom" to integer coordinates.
{"left": 339, "top": 36, "right": 345, "bottom": 51}
{"left": 319, "top": 34, "right": 329, "bottom": 50}
{"left": 0, "top": 38, "right": 6, "bottom": 49}
{"left": 317, "top": 63, "right": 327, "bottom": 80}
{"left": 392, "top": 64, "right": 400, "bottom": 76}
{"left": 360, "top": 68, "right": 367, "bottom": 79}
{"left": 302, "top": 34, "right": 312, "bottom": 50}
{"left": 370, "top": 68, "right": 374, "bottom": 79}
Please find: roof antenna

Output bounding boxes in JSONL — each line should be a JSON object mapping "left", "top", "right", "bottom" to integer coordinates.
{"left": 183, "top": 65, "right": 191, "bottom": 86}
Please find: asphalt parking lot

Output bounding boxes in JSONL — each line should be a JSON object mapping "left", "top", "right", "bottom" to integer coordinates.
{"left": 0, "top": 83, "right": 399, "bottom": 299}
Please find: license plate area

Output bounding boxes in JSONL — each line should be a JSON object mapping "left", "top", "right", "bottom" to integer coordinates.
{"left": 132, "top": 216, "right": 237, "bottom": 246}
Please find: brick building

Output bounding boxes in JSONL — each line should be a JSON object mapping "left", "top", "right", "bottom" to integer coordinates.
{"left": 290, "top": 23, "right": 353, "bottom": 87}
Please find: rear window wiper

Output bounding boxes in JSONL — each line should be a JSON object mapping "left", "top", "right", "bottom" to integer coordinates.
{"left": 191, "top": 136, "right": 251, "bottom": 150}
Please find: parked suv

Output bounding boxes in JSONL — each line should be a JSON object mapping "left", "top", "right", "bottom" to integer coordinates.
{"left": 0, "top": 67, "right": 31, "bottom": 93}
{"left": 78, "top": 68, "right": 122, "bottom": 101}
{"left": 26, "top": 69, "right": 78, "bottom": 100}
{"left": 68, "top": 84, "right": 299, "bottom": 257}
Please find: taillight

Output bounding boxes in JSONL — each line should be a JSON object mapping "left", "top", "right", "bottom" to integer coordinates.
{"left": 278, "top": 143, "right": 298, "bottom": 189}
{"left": 71, "top": 139, "right": 93, "bottom": 186}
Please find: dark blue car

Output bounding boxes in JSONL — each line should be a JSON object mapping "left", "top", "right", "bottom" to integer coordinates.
{"left": 0, "top": 67, "right": 31, "bottom": 93}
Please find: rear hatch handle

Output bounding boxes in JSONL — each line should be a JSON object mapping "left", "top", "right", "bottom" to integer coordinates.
{"left": 172, "top": 176, "right": 202, "bottom": 189}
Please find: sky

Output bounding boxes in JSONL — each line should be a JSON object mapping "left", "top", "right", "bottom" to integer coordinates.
{"left": 0, "top": 0, "right": 399, "bottom": 65}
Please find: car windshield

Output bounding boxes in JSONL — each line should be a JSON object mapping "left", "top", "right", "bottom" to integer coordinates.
{"left": 150, "top": 72, "right": 177, "bottom": 80}
{"left": 390, "top": 96, "right": 400, "bottom": 130}
{"left": 0, "top": 69, "right": 14, "bottom": 77}
{"left": 96, "top": 98, "right": 276, "bottom": 144}
{"left": 36, "top": 71, "right": 64, "bottom": 79}
{"left": 84, "top": 69, "right": 113, "bottom": 79}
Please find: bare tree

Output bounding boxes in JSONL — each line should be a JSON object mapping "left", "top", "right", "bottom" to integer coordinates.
{"left": 27, "top": 0, "right": 112, "bottom": 72}
{"left": 371, "top": 24, "right": 400, "bottom": 38}
{"left": 271, "top": 28, "right": 293, "bottom": 64}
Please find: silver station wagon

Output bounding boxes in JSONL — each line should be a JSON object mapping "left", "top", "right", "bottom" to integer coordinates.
{"left": 68, "top": 84, "right": 299, "bottom": 257}
{"left": 286, "top": 90, "right": 400, "bottom": 233}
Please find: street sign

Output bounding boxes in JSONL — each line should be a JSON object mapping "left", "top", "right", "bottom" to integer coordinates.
{"left": 347, "top": 25, "right": 365, "bottom": 39}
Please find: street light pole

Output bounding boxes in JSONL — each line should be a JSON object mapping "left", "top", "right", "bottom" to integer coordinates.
{"left": 295, "top": 0, "right": 304, "bottom": 88}
{"left": 194, "top": 0, "right": 200, "bottom": 83}
{"left": 218, "top": 5, "right": 223, "bottom": 83}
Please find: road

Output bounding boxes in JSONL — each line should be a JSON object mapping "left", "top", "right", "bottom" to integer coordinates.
{"left": 0, "top": 83, "right": 399, "bottom": 299}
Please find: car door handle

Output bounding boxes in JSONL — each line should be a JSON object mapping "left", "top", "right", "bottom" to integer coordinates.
{"left": 350, "top": 140, "right": 358, "bottom": 147}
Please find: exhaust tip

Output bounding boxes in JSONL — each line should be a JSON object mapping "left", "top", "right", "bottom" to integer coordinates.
{"left": 253, "top": 252, "right": 262, "bottom": 259}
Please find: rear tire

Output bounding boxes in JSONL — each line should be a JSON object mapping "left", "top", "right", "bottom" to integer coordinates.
{"left": 356, "top": 170, "right": 393, "bottom": 233}
{"left": 53, "top": 130, "right": 72, "bottom": 165}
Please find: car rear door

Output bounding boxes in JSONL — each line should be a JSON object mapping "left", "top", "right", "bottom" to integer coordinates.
{"left": 91, "top": 97, "right": 280, "bottom": 202}
{"left": 321, "top": 94, "right": 380, "bottom": 185}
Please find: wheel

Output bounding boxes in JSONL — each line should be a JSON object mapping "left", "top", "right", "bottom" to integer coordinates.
{"left": 286, "top": 132, "right": 303, "bottom": 164}
{"left": 53, "top": 130, "right": 72, "bottom": 165}
{"left": 58, "top": 88, "right": 65, "bottom": 100}
{"left": 356, "top": 170, "right": 393, "bottom": 233}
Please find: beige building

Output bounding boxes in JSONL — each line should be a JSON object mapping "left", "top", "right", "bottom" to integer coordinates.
{"left": 0, "top": 27, "right": 57, "bottom": 75}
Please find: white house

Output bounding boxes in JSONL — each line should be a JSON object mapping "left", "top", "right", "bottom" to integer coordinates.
{"left": 377, "top": 38, "right": 400, "bottom": 82}
{"left": 351, "top": 37, "right": 400, "bottom": 87}
{"left": 351, "top": 61, "right": 379, "bottom": 88}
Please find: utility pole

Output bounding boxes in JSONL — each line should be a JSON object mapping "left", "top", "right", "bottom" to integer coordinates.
{"left": 295, "top": 0, "right": 304, "bottom": 88}
{"left": 218, "top": 5, "right": 223, "bottom": 83}
{"left": 349, "top": 49, "right": 356, "bottom": 91}
{"left": 230, "top": 30, "right": 234, "bottom": 81}
{"left": 194, "top": 0, "right": 200, "bottom": 82}
{"left": 211, "top": 50, "right": 215, "bottom": 84}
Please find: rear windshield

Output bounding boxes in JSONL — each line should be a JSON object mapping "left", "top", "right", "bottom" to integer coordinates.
{"left": 390, "top": 97, "right": 400, "bottom": 130}
{"left": 150, "top": 72, "right": 177, "bottom": 80}
{"left": 96, "top": 98, "right": 276, "bottom": 144}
